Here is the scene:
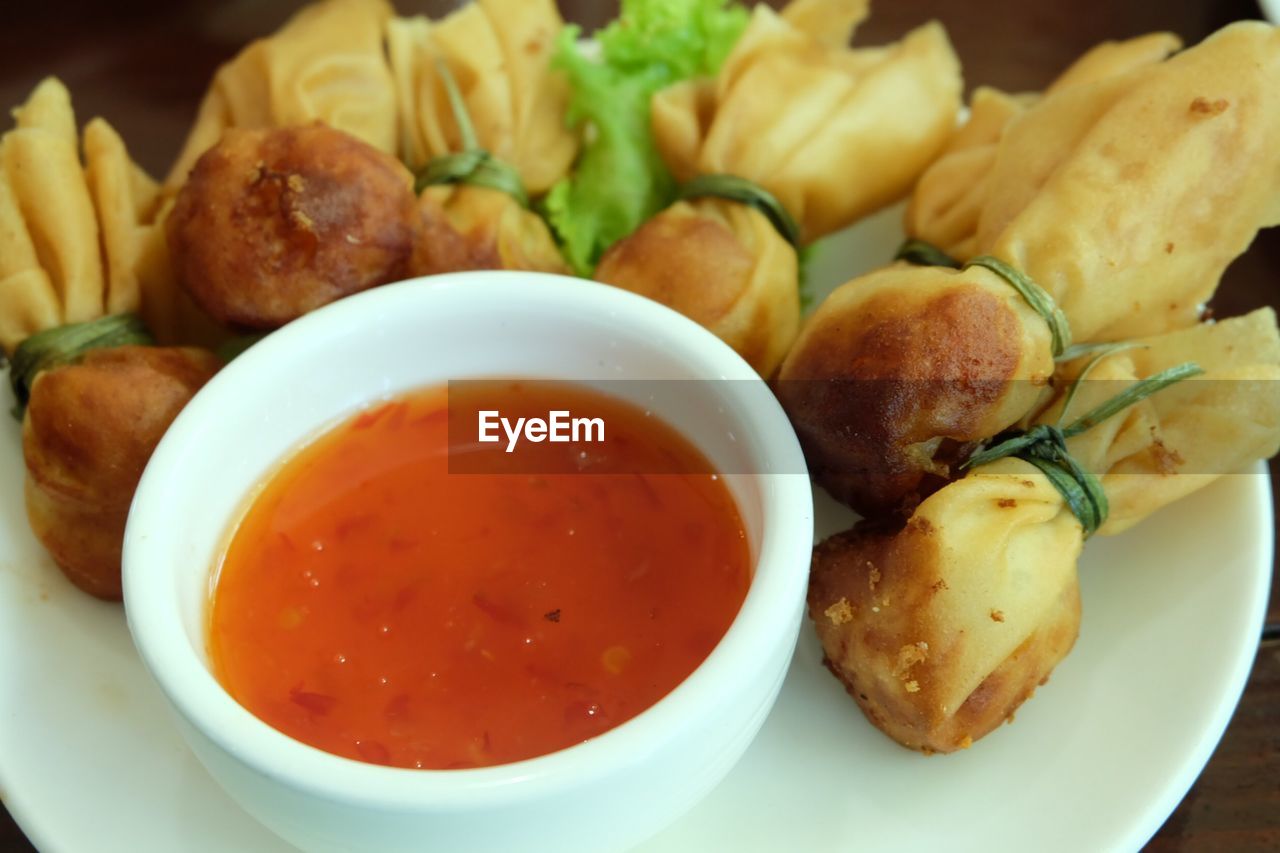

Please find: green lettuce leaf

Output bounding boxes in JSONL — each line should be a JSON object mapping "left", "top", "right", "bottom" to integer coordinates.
{"left": 545, "top": 0, "right": 749, "bottom": 276}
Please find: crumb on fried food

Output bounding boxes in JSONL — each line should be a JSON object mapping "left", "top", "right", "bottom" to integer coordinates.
{"left": 824, "top": 597, "right": 854, "bottom": 626}
{"left": 893, "top": 641, "right": 929, "bottom": 678}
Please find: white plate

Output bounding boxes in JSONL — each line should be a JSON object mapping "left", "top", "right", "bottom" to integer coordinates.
{"left": 0, "top": 206, "right": 1272, "bottom": 852}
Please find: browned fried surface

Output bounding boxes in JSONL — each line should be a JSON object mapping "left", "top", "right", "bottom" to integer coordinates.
{"left": 410, "top": 184, "right": 568, "bottom": 277}
{"left": 595, "top": 200, "right": 798, "bottom": 376}
{"left": 808, "top": 523, "right": 1080, "bottom": 753}
{"left": 166, "top": 123, "right": 417, "bottom": 329}
{"left": 596, "top": 206, "right": 753, "bottom": 329}
{"left": 779, "top": 279, "right": 1039, "bottom": 517}
{"left": 413, "top": 188, "right": 504, "bottom": 274}
{"left": 22, "top": 346, "right": 221, "bottom": 599}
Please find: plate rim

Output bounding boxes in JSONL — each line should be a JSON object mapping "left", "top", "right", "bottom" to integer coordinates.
{"left": 1115, "top": 464, "right": 1273, "bottom": 851}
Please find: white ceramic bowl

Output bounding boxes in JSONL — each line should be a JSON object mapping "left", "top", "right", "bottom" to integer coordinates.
{"left": 122, "top": 272, "right": 814, "bottom": 853}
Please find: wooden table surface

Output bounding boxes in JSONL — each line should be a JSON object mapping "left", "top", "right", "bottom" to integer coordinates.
{"left": 0, "top": 1, "right": 1276, "bottom": 850}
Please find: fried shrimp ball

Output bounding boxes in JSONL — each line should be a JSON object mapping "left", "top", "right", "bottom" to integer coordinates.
{"left": 167, "top": 123, "right": 418, "bottom": 330}
{"left": 23, "top": 346, "right": 221, "bottom": 599}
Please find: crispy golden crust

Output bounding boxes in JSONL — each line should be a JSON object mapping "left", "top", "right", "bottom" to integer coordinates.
{"left": 650, "top": 14, "right": 962, "bottom": 243}
{"left": 410, "top": 185, "right": 568, "bottom": 276}
{"left": 806, "top": 462, "right": 1082, "bottom": 754}
{"left": 778, "top": 265, "right": 1052, "bottom": 517}
{"left": 22, "top": 346, "right": 220, "bottom": 599}
{"left": 597, "top": 206, "right": 753, "bottom": 328}
{"left": 167, "top": 123, "right": 417, "bottom": 329}
{"left": 909, "top": 24, "right": 1280, "bottom": 341}
{"left": 595, "top": 199, "right": 799, "bottom": 377}
{"left": 809, "top": 526, "right": 1080, "bottom": 753}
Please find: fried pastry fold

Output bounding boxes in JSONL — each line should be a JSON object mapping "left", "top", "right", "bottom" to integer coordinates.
{"left": 596, "top": 198, "right": 797, "bottom": 375}
{"left": 1040, "top": 308, "right": 1280, "bottom": 535}
{"left": 165, "top": 0, "right": 397, "bottom": 189}
{"left": 387, "top": 0, "right": 574, "bottom": 276}
{"left": 652, "top": 0, "right": 961, "bottom": 244}
{"left": 909, "top": 23, "right": 1280, "bottom": 340}
{"left": 907, "top": 32, "right": 1184, "bottom": 260}
{"left": 808, "top": 309, "right": 1280, "bottom": 752}
{"left": 386, "top": 0, "right": 577, "bottom": 195}
{"left": 0, "top": 79, "right": 207, "bottom": 351}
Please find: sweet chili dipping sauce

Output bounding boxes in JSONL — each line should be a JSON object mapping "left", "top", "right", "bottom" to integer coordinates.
{"left": 209, "top": 383, "right": 750, "bottom": 769}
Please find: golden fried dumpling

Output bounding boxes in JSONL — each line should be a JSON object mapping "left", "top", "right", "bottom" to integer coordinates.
{"left": 411, "top": 185, "right": 568, "bottom": 277}
{"left": 789, "top": 23, "right": 1280, "bottom": 518}
{"left": 595, "top": 198, "right": 797, "bottom": 376}
{"left": 910, "top": 23, "right": 1280, "bottom": 340}
{"left": 1038, "top": 308, "right": 1280, "bottom": 535}
{"left": 651, "top": 0, "right": 962, "bottom": 243}
{"left": 0, "top": 78, "right": 188, "bottom": 352}
{"left": 599, "top": 0, "right": 959, "bottom": 375}
{"left": 23, "top": 345, "right": 221, "bottom": 600}
{"left": 166, "top": 123, "right": 418, "bottom": 329}
{"left": 809, "top": 457, "right": 1082, "bottom": 754}
{"left": 776, "top": 263, "right": 1054, "bottom": 516}
{"left": 165, "top": 0, "right": 397, "bottom": 189}
{"left": 807, "top": 308, "right": 1280, "bottom": 751}
{"left": 386, "top": 0, "right": 577, "bottom": 195}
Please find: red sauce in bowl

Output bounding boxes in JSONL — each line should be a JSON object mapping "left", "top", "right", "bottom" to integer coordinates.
{"left": 208, "top": 383, "right": 749, "bottom": 769}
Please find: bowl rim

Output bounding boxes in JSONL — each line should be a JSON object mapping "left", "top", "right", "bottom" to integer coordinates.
{"left": 122, "top": 271, "right": 814, "bottom": 812}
